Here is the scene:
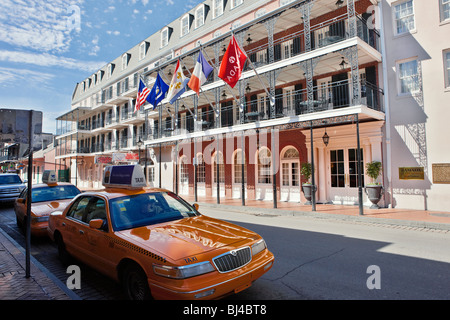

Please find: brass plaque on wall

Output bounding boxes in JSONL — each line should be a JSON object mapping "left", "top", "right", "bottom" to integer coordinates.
{"left": 399, "top": 167, "right": 424, "bottom": 180}
{"left": 432, "top": 164, "right": 450, "bottom": 184}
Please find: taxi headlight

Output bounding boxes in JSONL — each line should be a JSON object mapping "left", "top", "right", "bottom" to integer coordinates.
{"left": 153, "top": 261, "right": 215, "bottom": 279}
{"left": 251, "top": 239, "right": 267, "bottom": 256}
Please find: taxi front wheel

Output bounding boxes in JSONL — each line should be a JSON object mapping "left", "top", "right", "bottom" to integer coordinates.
{"left": 122, "top": 264, "right": 153, "bottom": 300}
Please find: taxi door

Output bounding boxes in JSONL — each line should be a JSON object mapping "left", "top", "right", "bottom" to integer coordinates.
{"left": 64, "top": 195, "right": 115, "bottom": 276}
{"left": 14, "top": 188, "right": 28, "bottom": 226}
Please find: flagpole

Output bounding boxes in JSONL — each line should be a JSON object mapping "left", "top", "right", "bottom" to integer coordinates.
{"left": 229, "top": 30, "right": 275, "bottom": 107}
{"left": 178, "top": 57, "right": 220, "bottom": 119}
{"left": 200, "top": 44, "right": 245, "bottom": 114}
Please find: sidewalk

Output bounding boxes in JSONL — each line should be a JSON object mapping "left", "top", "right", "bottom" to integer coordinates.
{"left": 0, "top": 228, "right": 77, "bottom": 300}
{"left": 183, "top": 195, "right": 450, "bottom": 231}
{"left": 1, "top": 196, "right": 449, "bottom": 301}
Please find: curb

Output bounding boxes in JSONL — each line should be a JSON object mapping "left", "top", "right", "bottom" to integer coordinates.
{"left": 197, "top": 202, "right": 450, "bottom": 231}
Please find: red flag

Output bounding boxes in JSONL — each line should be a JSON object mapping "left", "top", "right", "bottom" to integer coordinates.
{"left": 218, "top": 35, "right": 247, "bottom": 88}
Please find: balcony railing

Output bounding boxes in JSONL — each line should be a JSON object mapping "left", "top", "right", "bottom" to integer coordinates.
{"left": 144, "top": 79, "right": 383, "bottom": 141}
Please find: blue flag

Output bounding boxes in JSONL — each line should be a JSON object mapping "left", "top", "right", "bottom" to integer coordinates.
{"left": 148, "top": 73, "right": 169, "bottom": 109}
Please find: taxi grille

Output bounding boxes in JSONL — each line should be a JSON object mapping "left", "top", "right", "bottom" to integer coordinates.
{"left": 213, "top": 247, "right": 251, "bottom": 273}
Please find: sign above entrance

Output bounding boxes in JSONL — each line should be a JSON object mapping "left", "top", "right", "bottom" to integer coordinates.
{"left": 112, "top": 153, "right": 139, "bottom": 162}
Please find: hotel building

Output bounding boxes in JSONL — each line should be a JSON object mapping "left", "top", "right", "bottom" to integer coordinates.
{"left": 55, "top": 0, "right": 450, "bottom": 212}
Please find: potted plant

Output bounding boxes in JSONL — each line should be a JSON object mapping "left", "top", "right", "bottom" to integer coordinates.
{"left": 364, "top": 160, "right": 383, "bottom": 209}
{"left": 300, "top": 162, "right": 315, "bottom": 205}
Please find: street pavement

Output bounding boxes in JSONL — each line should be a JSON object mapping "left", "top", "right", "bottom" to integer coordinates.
{"left": 0, "top": 198, "right": 449, "bottom": 301}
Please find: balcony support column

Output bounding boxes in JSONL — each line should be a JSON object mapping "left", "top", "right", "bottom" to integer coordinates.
{"left": 347, "top": 0, "right": 357, "bottom": 38}
{"left": 264, "top": 69, "right": 282, "bottom": 119}
{"left": 340, "top": 45, "right": 361, "bottom": 105}
{"left": 262, "top": 15, "right": 279, "bottom": 64}
{"left": 238, "top": 79, "right": 248, "bottom": 124}
{"left": 298, "top": 57, "right": 321, "bottom": 113}
{"left": 297, "top": 0, "right": 314, "bottom": 52}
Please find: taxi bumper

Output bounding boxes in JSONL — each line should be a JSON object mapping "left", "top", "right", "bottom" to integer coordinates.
{"left": 149, "top": 251, "right": 274, "bottom": 300}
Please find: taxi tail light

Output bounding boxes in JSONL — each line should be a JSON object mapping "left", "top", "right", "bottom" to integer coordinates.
{"left": 153, "top": 261, "right": 215, "bottom": 279}
{"left": 251, "top": 239, "right": 267, "bottom": 256}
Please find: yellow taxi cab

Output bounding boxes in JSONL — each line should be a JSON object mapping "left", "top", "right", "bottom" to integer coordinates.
{"left": 47, "top": 165, "right": 274, "bottom": 300}
{"left": 14, "top": 170, "right": 82, "bottom": 237}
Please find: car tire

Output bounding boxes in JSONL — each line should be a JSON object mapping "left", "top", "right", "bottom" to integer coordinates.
{"left": 55, "top": 233, "right": 71, "bottom": 266}
{"left": 122, "top": 263, "right": 152, "bottom": 300}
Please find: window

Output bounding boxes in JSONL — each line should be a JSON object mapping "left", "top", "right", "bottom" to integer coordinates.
{"left": 213, "top": 0, "right": 223, "bottom": 18}
{"left": 231, "top": 0, "right": 243, "bottom": 9}
{"left": 122, "top": 53, "right": 129, "bottom": 70}
{"left": 234, "top": 150, "right": 246, "bottom": 184}
{"left": 197, "top": 154, "right": 205, "bottom": 183}
{"left": 393, "top": 0, "right": 415, "bottom": 35}
{"left": 397, "top": 58, "right": 420, "bottom": 94}
{"left": 139, "top": 42, "right": 149, "bottom": 60}
{"left": 195, "top": 6, "right": 205, "bottom": 29}
{"left": 180, "top": 156, "right": 189, "bottom": 183}
{"left": 212, "top": 152, "right": 225, "bottom": 183}
{"left": 441, "top": 0, "right": 450, "bottom": 22}
{"left": 107, "top": 63, "right": 114, "bottom": 79}
{"left": 445, "top": 50, "right": 450, "bottom": 88}
{"left": 257, "top": 148, "right": 272, "bottom": 184}
{"left": 255, "top": 8, "right": 266, "bottom": 18}
{"left": 161, "top": 27, "right": 169, "bottom": 47}
{"left": 181, "top": 15, "right": 190, "bottom": 37}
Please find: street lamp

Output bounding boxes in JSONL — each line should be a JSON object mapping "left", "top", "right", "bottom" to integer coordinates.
{"left": 322, "top": 128, "right": 330, "bottom": 146}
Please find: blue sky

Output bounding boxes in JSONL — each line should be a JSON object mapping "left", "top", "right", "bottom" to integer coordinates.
{"left": 0, "top": 0, "right": 198, "bottom": 134}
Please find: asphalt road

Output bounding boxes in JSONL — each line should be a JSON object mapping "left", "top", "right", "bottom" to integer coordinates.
{"left": 1, "top": 203, "right": 449, "bottom": 300}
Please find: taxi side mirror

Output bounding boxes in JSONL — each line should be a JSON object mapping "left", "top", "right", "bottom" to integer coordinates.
{"left": 192, "top": 203, "right": 199, "bottom": 211}
{"left": 89, "top": 219, "right": 105, "bottom": 230}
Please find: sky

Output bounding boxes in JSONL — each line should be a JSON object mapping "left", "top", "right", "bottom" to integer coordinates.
{"left": 0, "top": 0, "right": 199, "bottom": 134}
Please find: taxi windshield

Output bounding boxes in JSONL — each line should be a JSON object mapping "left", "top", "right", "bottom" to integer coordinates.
{"left": 0, "top": 175, "right": 22, "bottom": 185}
{"left": 32, "top": 185, "right": 81, "bottom": 203}
{"left": 109, "top": 192, "right": 199, "bottom": 231}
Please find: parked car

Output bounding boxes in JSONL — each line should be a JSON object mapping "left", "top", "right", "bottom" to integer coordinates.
{"left": 0, "top": 173, "right": 26, "bottom": 204}
{"left": 48, "top": 165, "right": 274, "bottom": 300}
{"left": 14, "top": 170, "right": 81, "bottom": 236}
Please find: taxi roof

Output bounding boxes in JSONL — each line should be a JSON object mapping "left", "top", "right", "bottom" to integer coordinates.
{"left": 31, "top": 182, "right": 76, "bottom": 189}
{"left": 81, "top": 187, "right": 171, "bottom": 201}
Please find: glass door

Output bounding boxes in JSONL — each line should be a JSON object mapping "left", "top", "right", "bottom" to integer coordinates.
{"left": 329, "top": 148, "right": 364, "bottom": 204}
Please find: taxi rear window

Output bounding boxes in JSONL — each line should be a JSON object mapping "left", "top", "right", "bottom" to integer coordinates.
{"left": 109, "top": 192, "right": 199, "bottom": 231}
{"left": 31, "top": 185, "right": 81, "bottom": 203}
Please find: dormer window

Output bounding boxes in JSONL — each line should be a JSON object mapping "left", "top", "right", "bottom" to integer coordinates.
{"left": 213, "top": 0, "right": 223, "bottom": 19}
{"left": 195, "top": 5, "right": 205, "bottom": 29}
{"left": 122, "top": 53, "right": 130, "bottom": 70}
{"left": 231, "top": 0, "right": 243, "bottom": 9}
{"left": 139, "top": 41, "right": 149, "bottom": 60}
{"left": 181, "top": 14, "right": 191, "bottom": 37}
{"left": 107, "top": 63, "right": 114, "bottom": 79}
{"left": 161, "top": 27, "right": 169, "bottom": 47}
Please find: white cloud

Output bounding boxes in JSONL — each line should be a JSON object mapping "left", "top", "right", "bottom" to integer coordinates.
{"left": 0, "top": 0, "right": 84, "bottom": 53}
{"left": 0, "top": 50, "right": 106, "bottom": 73}
{"left": 107, "top": 30, "right": 121, "bottom": 36}
{"left": 0, "top": 67, "right": 54, "bottom": 88}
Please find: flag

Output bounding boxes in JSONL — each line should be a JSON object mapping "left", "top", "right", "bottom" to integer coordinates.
{"left": 188, "top": 50, "right": 213, "bottom": 95}
{"left": 167, "top": 60, "right": 190, "bottom": 104}
{"left": 136, "top": 79, "right": 150, "bottom": 112}
{"left": 148, "top": 73, "right": 169, "bottom": 109}
{"left": 218, "top": 34, "right": 247, "bottom": 88}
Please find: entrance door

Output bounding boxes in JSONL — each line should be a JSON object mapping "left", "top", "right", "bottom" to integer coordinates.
{"left": 280, "top": 148, "right": 301, "bottom": 202}
{"left": 328, "top": 148, "right": 364, "bottom": 205}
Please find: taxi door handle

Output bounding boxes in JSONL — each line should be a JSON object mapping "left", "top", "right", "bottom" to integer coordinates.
{"left": 62, "top": 222, "right": 66, "bottom": 227}
{"left": 79, "top": 230, "right": 84, "bottom": 235}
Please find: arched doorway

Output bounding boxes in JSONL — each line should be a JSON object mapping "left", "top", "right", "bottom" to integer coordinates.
{"left": 280, "top": 146, "right": 300, "bottom": 202}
